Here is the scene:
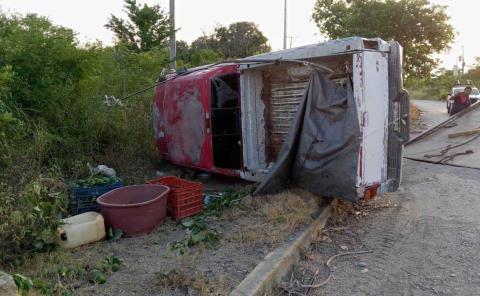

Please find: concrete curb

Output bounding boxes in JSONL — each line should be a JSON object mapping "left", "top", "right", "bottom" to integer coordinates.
{"left": 230, "top": 204, "right": 333, "bottom": 296}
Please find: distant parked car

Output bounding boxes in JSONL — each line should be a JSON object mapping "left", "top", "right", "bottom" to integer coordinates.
{"left": 447, "top": 83, "right": 480, "bottom": 114}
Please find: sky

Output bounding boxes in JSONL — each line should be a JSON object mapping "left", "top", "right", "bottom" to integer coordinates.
{"left": 0, "top": 0, "right": 476, "bottom": 70}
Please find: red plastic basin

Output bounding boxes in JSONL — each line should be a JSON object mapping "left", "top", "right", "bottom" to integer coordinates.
{"left": 96, "top": 184, "right": 170, "bottom": 236}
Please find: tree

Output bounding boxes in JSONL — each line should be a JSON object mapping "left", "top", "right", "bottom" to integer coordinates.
{"left": 106, "top": 0, "right": 171, "bottom": 52}
{"left": 0, "top": 13, "right": 87, "bottom": 121}
{"left": 312, "top": 0, "right": 455, "bottom": 78}
{"left": 175, "top": 40, "right": 222, "bottom": 67}
{"left": 191, "top": 22, "right": 271, "bottom": 59}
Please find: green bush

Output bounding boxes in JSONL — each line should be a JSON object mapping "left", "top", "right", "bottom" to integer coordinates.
{"left": 0, "top": 169, "right": 67, "bottom": 266}
{"left": 0, "top": 13, "right": 168, "bottom": 266}
{"left": 0, "top": 8, "right": 225, "bottom": 267}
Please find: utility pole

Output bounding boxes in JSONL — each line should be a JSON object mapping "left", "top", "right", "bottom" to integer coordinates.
{"left": 288, "top": 36, "right": 295, "bottom": 48}
{"left": 169, "top": 0, "right": 176, "bottom": 72}
{"left": 283, "top": 0, "right": 287, "bottom": 50}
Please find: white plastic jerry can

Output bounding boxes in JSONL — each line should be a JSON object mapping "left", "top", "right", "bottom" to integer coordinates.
{"left": 57, "top": 212, "right": 106, "bottom": 248}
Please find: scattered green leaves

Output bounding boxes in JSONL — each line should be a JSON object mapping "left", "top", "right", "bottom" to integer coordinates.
{"left": 106, "top": 227, "right": 123, "bottom": 241}
{"left": 168, "top": 189, "right": 249, "bottom": 254}
{"left": 97, "top": 256, "right": 122, "bottom": 273}
{"left": 170, "top": 217, "right": 219, "bottom": 254}
{"left": 13, "top": 273, "right": 33, "bottom": 296}
{"left": 87, "top": 270, "right": 107, "bottom": 284}
{"left": 87, "top": 256, "right": 122, "bottom": 284}
{"left": 202, "top": 189, "right": 249, "bottom": 217}
{"left": 0, "top": 170, "right": 68, "bottom": 265}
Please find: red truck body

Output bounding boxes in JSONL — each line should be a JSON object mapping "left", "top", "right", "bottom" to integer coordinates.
{"left": 152, "top": 37, "right": 409, "bottom": 200}
{"left": 153, "top": 63, "right": 240, "bottom": 177}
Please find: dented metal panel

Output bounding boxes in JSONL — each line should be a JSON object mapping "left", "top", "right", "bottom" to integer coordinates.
{"left": 240, "top": 37, "right": 390, "bottom": 67}
{"left": 154, "top": 63, "right": 241, "bottom": 176}
{"left": 352, "top": 52, "right": 389, "bottom": 193}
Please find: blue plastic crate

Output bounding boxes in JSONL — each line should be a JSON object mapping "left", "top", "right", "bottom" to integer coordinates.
{"left": 69, "top": 179, "right": 123, "bottom": 215}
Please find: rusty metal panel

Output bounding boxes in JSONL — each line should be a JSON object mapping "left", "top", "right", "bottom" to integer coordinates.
{"left": 269, "top": 81, "right": 309, "bottom": 157}
{"left": 153, "top": 63, "right": 241, "bottom": 177}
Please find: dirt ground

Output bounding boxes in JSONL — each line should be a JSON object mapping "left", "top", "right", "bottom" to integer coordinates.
{"left": 278, "top": 160, "right": 480, "bottom": 296}
{"left": 276, "top": 100, "right": 480, "bottom": 296}
{"left": 16, "top": 181, "right": 326, "bottom": 296}
{"left": 410, "top": 99, "right": 449, "bottom": 135}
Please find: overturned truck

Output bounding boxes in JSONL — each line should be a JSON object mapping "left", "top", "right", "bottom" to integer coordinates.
{"left": 153, "top": 37, "right": 409, "bottom": 202}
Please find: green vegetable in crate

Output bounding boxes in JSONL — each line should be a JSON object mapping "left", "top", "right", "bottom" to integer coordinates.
{"left": 71, "top": 176, "right": 120, "bottom": 188}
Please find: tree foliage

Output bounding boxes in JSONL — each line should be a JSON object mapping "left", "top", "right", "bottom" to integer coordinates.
{"left": 0, "top": 12, "right": 173, "bottom": 265}
{"left": 0, "top": 13, "right": 87, "bottom": 121}
{"left": 408, "top": 58, "right": 480, "bottom": 100}
{"left": 192, "top": 22, "right": 271, "bottom": 59}
{"left": 312, "top": 0, "right": 455, "bottom": 77}
{"left": 106, "top": 0, "right": 171, "bottom": 52}
{"left": 175, "top": 40, "right": 222, "bottom": 67}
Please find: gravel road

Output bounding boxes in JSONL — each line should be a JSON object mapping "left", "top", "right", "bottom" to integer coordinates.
{"left": 412, "top": 99, "right": 449, "bottom": 131}
{"left": 281, "top": 100, "right": 480, "bottom": 296}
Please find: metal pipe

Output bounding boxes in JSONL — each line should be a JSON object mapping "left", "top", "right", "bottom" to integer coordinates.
{"left": 283, "top": 0, "right": 287, "bottom": 50}
{"left": 169, "top": 0, "right": 176, "bottom": 72}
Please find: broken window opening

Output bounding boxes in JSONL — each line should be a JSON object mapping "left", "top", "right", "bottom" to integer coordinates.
{"left": 211, "top": 74, "right": 242, "bottom": 169}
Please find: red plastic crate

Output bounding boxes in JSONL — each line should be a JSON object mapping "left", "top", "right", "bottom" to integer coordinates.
{"left": 168, "top": 194, "right": 203, "bottom": 210}
{"left": 169, "top": 203, "right": 204, "bottom": 220}
{"left": 146, "top": 176, "right": 204, "bottom": 219}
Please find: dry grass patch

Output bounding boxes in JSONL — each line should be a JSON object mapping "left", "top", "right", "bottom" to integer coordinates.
{"left": 410, "top": 101, "right": 422, "bottom": 126}
{"left": 329, "top": 198, "right": 355, "bottom": 224}
{"left": 152, "top": 268, "right": 231, "bottom": 296}
{"left": 223, "top": 190, "right": 323, "bottom": 249}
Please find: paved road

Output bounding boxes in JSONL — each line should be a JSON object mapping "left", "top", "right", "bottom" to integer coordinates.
{"left": 286, "top": 102, "right": 480, "bottom": 296}
{"left": 412, "top": 99, "right": 449, "bottom": 130}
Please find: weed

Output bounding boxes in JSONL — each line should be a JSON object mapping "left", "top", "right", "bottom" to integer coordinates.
{"left": 0, "top": 170, "right": 68, "bottom": 266}
{"left": 153, "top": 268, "right": 231, "bottom": 296}
{"left": 97, "top": 256, "right": 122, "bottom": 273}
{"left": 202, "top": 189, "right": 249, "bottom": 217}
{"left": 87, "top": 270, "right": 107, "bottom": 285}
{"left": 13, "top": 273, "right": 33, "bottom": 296}
{"left": 10, "top": 255, "right": 122, "bottom": 295}
{"left": 106, "top": 228, "right": 123, "bottom": 241}
{"left": 169, "top": 218, "right": 219, "bottom": 254}
{"left": 168, "top": 189, "right": 249, "bottom": 254}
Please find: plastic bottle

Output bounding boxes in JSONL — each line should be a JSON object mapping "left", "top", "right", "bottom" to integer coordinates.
{"left": 57, "top": 212, "right": 106, "bottom": 248}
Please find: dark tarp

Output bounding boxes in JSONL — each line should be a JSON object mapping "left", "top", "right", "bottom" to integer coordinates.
{"left": 254, "top": 69, "right": 361, "bottom": 202}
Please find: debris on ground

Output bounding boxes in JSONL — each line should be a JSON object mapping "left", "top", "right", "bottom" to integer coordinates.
{"left": 406, "top": 101, "right": 480, "bottom": 168}
{"left": 274, "top": 195, "right": 392, "bottom": 295}
{"left": 10, "top": 187, "right": 323, "bottom": 295}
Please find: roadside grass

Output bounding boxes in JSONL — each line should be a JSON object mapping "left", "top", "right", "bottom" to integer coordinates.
{"left": 223, "top": 190, "right": 323, "bottom": 249}
{"left": 410, "top": 101, "right": 422, "bottom": 126}
{"left": 153, "top": 267, "right": 231, "bottom": 296}
{"left": 7, "top": 248, "right": 117, "bottom": 296}
{"left": 6, "top": 173, "right": 325, "bottom": 295}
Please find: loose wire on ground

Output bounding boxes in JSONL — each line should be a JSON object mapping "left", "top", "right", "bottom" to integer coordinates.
{"left": 301, "top": 249, "right": 372, "bottom": 289}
